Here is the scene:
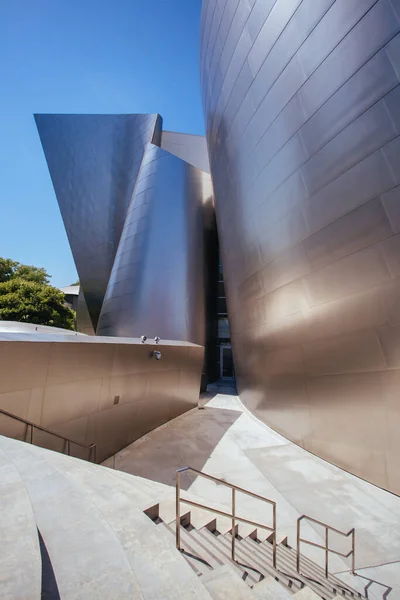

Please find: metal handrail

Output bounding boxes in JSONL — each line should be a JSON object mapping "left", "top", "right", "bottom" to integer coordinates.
{"left": 0, "top": 408, "right": 97, "bottom": 463}
{"left": 176, "top": 466, "right": 277, "bottom": 568}
{"left": 296, "top": 514, "right": 355, "bottom": 577}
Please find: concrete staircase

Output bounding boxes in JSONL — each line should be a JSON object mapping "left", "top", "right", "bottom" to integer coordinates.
{"left": 144, "top": 501, "right": 366, "bottom": 600}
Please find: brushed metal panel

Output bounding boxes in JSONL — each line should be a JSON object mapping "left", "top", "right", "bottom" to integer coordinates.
{"left": 160, "top": 131, "right": 210, "bottom": 173}
{"left": 0, "top": 337, "right": 203, "bottom": 463}
{"left": 300, "top": 50, "right": 399, "bottom": 157}
{"left": 382, "top": 185, "right": 400, "bottom": 232}
{"left": 378, "top": 325, "right": 400, "bottom": 367}
{"left": 257, "top": 204, "right": 308, "bottom": 263}
{"left": 303, "top": 330, "right": 387, "bottom": 376}
{"left": 35, "top": 114, "right": 160, "bottom": 328}
{"left": 249, "top": 0, "right": 335, "bottom": 107}
{"left": 381, "top": 278, "right": 400, "bottom": 325}
{"left": 301, "top": 100, "right": 397, "bottom": 197}
{"left": 304, "top": 245, "right": 392, "bottom": 306}
{"left": 302, "top": 197, "right": 393, "bottom": 270}
{"left": 97, "top": 145, "right": 207, "bottom": 345}
{"left": 386, "top": 29, "right": 400, "bottom": 77}
{"left": 297, "top": 0, "right": 379, "bottom": 78}
{"left": 302, "top": 148, "right": 396, "bottom": 233}
{"left": 260, "top": 245, "right": 310, "bottom": 295}
{"left": 382, "top": 135, "right": 400, "bottom": 182}
{"left": 247, "top": 0, "right": 302, "bottom": 75}
{"left": 383, "top": 83, "right": 400, "bottom": 131}
{"left": 201, "top": 0, "right": 400, "bottom": 493}
{"left": 298, "top": 3, "right": 400, "bottom": 119}
{"left": 380, "top": 233, "right": 400, "bottom": 278}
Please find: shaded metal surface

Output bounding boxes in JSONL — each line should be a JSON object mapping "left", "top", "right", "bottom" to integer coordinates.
{"left": 35, "top": 113, "right": 162, "bottom": 329}
{"left": 76, "top": 288, "right": 95, "bottom": 336}
{"left": 0, "top": 407, "right": 97, "bottom": 462}
{"left": 0, "top": 336, "right": 203, "bottom": 463}
{"left": 200, "top": 0, "right": 400, "bottom": 493}
{"left": 97, "top": 143, "right": 211, "bottom": 345}
{"left": 161, "top": 131, "right": 210, "bottom": 173}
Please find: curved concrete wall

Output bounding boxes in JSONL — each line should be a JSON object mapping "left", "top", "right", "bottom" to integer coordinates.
{"left": 0, "top": 334, "right": 203, "bottom": 463}
{"left": 97, "top": 143, "right": 209, "bottom": 345}
{"left": 201, "top": 0, "right": 400, "bottom": 493}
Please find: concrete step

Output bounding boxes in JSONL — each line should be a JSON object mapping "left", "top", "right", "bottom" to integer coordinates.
{"left": 233, "top": 535, "right": 339, "bottom": 600}
{"left": 201, "top": 564, "right": 255, "bottom": 600}
{"left": 251, "top": 575, "right": 294, "bottom": 599}
{"left": 0, "top": 436, "right": 212, "bottom": 600}
{"left": 0, "top": 445, "right": 41, "bottom": 599}
{"left": 158, "top": 521, "right": 210, "bottom": 577}
{"left": 295, "top": 588, "right": 324, "bottom": 600}
{"left": 192, "top": 527, "right": 260, "bottom": 585}
{"left": 280, "top": 544, "right": 364, "bottom": 598}
{"left": 253, "top": 538, "right": 355, "bottom": 600}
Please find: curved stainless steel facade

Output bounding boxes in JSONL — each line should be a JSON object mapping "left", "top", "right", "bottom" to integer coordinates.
{"left": 201, "top": 0, "right": 400, "bottom": 493}
{"left": 36, "top": 114, "right": 212, "bottom": 346}
{"left": 97, "top": 143, "right": 210, "bottom": 345}
{"left": 35, "top": 114, "right": 162, "bottom": 330}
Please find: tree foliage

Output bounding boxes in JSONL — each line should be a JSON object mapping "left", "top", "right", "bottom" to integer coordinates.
{"left": 0, "top": 258, "right": 50, "bottom": 285}
{"left": 0, "top": 257, "right": 75, "bottom": 330}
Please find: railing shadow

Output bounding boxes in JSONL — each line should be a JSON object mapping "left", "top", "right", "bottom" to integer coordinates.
{"left": 357, "top": 574, "right": 392, "bottom": 600}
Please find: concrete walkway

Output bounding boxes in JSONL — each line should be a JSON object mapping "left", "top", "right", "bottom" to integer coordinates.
{"left": 104, "top": 385, "right": 400, "bottom": 599}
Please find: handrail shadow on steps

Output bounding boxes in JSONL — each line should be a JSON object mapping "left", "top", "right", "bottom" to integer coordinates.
{"left": 176, "top": 466, "right": 277, "bottom": 568}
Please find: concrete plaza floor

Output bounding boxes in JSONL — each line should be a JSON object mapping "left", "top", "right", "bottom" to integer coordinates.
{"left": 104, "top": 384, "right": 400, "bottom": 600}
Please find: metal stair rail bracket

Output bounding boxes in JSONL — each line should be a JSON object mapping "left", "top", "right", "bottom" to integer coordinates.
{"left": 0, "top": 407, "right": 97, "bottom": 462}
{"left": 296, "top": 514, "right": 355, "bottom": 578}
{"left": 176, "top": 466, "right": 277, "bottom": 568}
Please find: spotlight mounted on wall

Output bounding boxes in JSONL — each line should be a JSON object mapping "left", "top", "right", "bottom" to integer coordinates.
{"left": 153, "top": 350, "right": 162, "bottom": 360}
{"left": 140, "top": 335, "right": 147, "bottom": 343}
{"left": 154, "top": 336, "right": 161, "bottom": 344}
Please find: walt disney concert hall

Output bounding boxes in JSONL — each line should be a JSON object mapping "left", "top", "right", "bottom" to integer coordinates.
{"left": 2, "top": 1, "right": 400, "bottom": 598}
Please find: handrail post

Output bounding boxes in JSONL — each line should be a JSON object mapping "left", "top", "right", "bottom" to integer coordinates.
{"left": 325, "top": 527, "right": 329, "bottom": 578}
{"left": 351, "top": 529, "right": 355, "bottom": 575}
{"left": 231, "top": 487, "right": 236, "bottom": 561}
{"left": 296, "top": 518, "right": 300, "bottom": 573}
{"left": 24, "top": 423, "right": 29, "bottom": 442}
{"left": 176, "top": 471, "right": 181, "bottom": 551}
{"left": 30, "top": 424, "right": 33, "bottom": 444}
{"left": 272, "top": 502, "right": 277, "bottom": 569}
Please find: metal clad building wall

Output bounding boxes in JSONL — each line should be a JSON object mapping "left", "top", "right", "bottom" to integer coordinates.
{"left": 201, "top": 0, "right": 400, "bottom": 493}
{"left": 97, "top": 144, "right": 208, "bottom": 345}
{"left": 35, "top": 114, "right": 161, "bottom": 329}
{"left": 161, "top": 131, "right": 211, "bottom": 173}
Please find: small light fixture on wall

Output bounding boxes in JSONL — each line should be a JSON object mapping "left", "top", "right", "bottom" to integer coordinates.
{"left": 153, "top": 350, "right": 162, "bottom": 360}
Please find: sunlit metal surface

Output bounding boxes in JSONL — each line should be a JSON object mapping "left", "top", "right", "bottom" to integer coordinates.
{"left": 36, "top": 114, "right": 213, "bottom": 347}
{"left": 97, "top": 143, "right": 209, "bottom": 345}
{"left": 201, "top": 0, "right": 400, "bottom": 493}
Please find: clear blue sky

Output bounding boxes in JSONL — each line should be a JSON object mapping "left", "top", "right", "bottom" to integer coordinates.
{"left": 0, "top": 0, "right": 204, "bottom": 287}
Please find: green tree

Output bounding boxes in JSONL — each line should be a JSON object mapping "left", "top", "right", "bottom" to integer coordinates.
{"left": 0, "top": 258, "right": 49, "bottom": 285}
{"left": 0, "top": 257, "right": 75, "bottom": 330}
